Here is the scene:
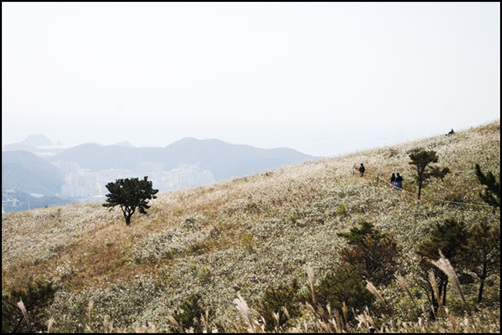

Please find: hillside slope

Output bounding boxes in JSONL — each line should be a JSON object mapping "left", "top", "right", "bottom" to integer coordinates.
{"left": 2, "top": 121, "right": 500, "bottom": 333}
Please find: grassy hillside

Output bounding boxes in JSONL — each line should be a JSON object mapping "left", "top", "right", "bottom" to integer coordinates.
{"left": 2, "top": 121, "right": 500, "bottom": 333}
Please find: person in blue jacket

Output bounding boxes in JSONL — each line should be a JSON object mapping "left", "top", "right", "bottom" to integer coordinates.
{"left": 395, "top": 173, "right": 403, "bottom": 189}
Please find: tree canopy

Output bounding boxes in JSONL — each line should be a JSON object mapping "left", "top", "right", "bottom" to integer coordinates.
{"left": 338, "top": 221, "right": 400, "bottom": 287}
{"left": 103, "top": 176, "right": 158, "bottom": 225}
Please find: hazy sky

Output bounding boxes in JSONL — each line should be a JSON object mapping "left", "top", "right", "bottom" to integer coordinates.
{"left": 2, "top": 2, "right": 500, "bottom": 157}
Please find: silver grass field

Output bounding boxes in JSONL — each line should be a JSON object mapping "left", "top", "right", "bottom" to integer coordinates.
{"left": 2, "top": 121, "right": 500, "bottom": 333}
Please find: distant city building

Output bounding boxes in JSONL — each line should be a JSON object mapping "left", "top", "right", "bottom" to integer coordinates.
{"left": 62, "top": 172, "right": 104, "bottom": 198}
{"left": 5, "top": 198, "right": 20, "bottom": 207}
{"left": 55, "top": 160, "right": 215, "bottom": 200}
{"left": 52, "top": 160, "right": 80, "bottom": 174}
{"left": 136, "top": 161, "right": 165, "bottom": 173}
{"left": 168, "top": 164, "right": 215, "bottom": 190}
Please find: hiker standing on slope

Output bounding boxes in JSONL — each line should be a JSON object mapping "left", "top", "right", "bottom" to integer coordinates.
{"left": 390, "top": 173, "right": 396, "bottom": 188}
{"left": 359, "top": 163, "right": 365, "bottom": 177}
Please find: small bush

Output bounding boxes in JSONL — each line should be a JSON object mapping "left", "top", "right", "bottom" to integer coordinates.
{"left": 338, "top": 221, "right": 400, "bottom": 286}
{"left": 303, "top": 264, "right": 375, "bottom": 323}
{"left": 2, "top": 280, "right": 57, "bottom": 333}
{"left": 183, "top": 215, "right": 204, "bottom": 229}
{"left": 171, "top": 293, "right": 214, "bottom": 333}
{"left": 240, "top": 232, "right": 255, "bottom": 252}
{"left": 335, "top": 204, "right": 348, "bottom": 216}
{"left": 245, "top": 202, "right": 260, "bottom": 213}
{"left": 257, "top": 279, "right": 302, "bottom": 331}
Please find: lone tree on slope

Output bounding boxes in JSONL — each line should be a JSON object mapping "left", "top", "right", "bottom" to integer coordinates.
{"left": 103, "top": 176, "right": 158, "bottom": 226}
{"left": 408, "top": 150, "right": 450, "bottom": 200}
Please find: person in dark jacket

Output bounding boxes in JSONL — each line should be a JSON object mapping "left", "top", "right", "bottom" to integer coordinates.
{"left": 390, "top": 173, "right": 396, "bottom": 188}
{"left": 395, "top": 173, "right": 403, "bottom": 189}
{"left": 359, "top": 163, "right": 365, "bottom": 177}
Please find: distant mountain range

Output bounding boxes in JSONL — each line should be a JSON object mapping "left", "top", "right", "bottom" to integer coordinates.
{"left": 2, "top": 135, "right": 318, "bottom": 211}
{"left": 46, "top": 137, "right": 317, "bottom": 180}
{"left": 2, "top": 134, "right": 66, "bottom": 153}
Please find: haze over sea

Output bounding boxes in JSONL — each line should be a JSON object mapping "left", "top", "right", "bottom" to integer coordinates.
{"left": 2, "top": 2, "right": 499, "bottom": 157}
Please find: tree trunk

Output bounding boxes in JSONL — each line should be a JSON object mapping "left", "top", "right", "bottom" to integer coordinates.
{"left": 121, "top": 206, "right": 134, "bottom": 226}
{"left": 478, "top": 262, "right": 488, "bottom": 304}
{"left": 441, "top": 281, "right": 448, "bottom": 306}
{"left": 477, "top": 278, "right": 485, "bottom": 304}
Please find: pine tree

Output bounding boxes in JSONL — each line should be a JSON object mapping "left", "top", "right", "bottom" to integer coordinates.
{"left": 415, "top": 219, "right": 468, "bottom": 315}
{"left": 103, "top": 176, "right": 158, "bottom": 225}
{"left": 1, "top": 280, "right": 56, "bottom": 333}
{"left": 475, "top": 164, "right": 500, "bottom": 208}
{"left": 463, "top": 219, "right": 500, "bottom": 303}
{"left": 408, "top": 150, "right": 450, "bottom": 200}
{"left": 338, "top": 222, "right": 400, "bottom": 287}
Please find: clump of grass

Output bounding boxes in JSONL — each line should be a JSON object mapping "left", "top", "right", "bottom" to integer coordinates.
{"left": 234, "top": 292, "right": 256, "bottom": 333}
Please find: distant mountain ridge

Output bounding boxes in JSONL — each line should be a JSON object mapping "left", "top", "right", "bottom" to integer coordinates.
{"left": 2, "top": 134, "right": 65, "bottom": 153}
{"left": 21, "top": 134, "right": 54, "bottom": 147}
{"left": 45, "top": 137, "right": 317, "bottom": 180}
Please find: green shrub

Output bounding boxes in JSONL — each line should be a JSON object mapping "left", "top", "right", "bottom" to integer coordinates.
{"left": 475, "top": 163, "right": 500, "bottom": 208}
{"left": 257, "top": 279, "right": 302, "bottom": 331}
{"left": 240, "top": 232, "right": 255, "bottom": 252}
{"left": 335, "top": 204, "right": 348, "bottom": 216}
{"left": 2, "top": 280, "right": 57, "bottom": 333}
{"left": 338, "top": 222, "right": 400, "bottom": 286}
{"left": 171, "top": 293, "right": 214, "bottom": 333}
{"left": 303, "top": 264, "right": 375, "bottom": 323}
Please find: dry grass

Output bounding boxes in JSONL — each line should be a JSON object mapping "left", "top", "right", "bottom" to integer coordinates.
{"left": 2, "top": 120, "right": 500, "bottom": 333}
